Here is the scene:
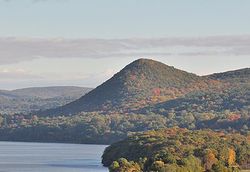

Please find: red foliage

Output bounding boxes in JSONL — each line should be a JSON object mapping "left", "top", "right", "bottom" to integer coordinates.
{"left": 130, "top": 74, "right": 136, "bottom": 80}
{"left": 228, "top": 114, "right": 241, "bottom": 121}
{"left": 152, "top": 88, "right": 161, "bottom": 96}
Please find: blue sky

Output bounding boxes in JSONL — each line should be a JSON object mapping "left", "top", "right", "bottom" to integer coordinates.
{"left": 1, "top": 0, "right": 250, "bottom": 38}
{"left": 0, "top": 0, "right": 250, "bottom": 89}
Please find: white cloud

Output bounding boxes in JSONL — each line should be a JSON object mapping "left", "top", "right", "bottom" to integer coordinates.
{"left": 0, "top": 68, "right": 42, "bottom": 80}
{"left": 0, "top": 35, "right": 250, "bottom": 65}
{"left": 0, "top": 35, "right": 249, "bottom": 89}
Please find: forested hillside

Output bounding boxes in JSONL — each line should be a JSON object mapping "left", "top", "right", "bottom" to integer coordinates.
{"left": 139, "top": 85, "right": 249, "bottom": 129}
{"left": 41, "top": 59, "right": 221, "bottom": 116}
{"left": 102, "top": 128, "right": 250, "bottom": 172}
{"left": 207, "top": 68, "right": 250, "bottom": 83}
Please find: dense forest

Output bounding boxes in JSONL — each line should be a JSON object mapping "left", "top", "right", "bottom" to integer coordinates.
{"left": 102, "top": 128, "right": 250, "bottom": 172}
{"left": 0, "top": 107, "right": 249, "bottom": 144}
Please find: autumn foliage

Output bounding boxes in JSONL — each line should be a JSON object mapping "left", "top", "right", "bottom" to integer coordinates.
{"left": 102, "top": 128, "right": 250, "bottom": 172}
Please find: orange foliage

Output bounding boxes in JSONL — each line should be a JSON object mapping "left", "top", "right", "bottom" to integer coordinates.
{"left": 228, "top": 148, "right": 236, "bottom": 166}
{"left": 204, "top": 150, "right": 217, "bottom": 170}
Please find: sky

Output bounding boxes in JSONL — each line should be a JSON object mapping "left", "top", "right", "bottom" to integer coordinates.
{"left": 0, "top": 0, "right": 250, "bottom": 90}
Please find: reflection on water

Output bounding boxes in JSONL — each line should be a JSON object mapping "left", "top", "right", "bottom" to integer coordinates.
{"left": 0, "top": 141, "right": 108, "bottom": 172}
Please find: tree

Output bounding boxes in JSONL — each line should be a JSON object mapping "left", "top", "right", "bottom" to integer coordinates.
{"left": 228, "top": 148, "right": 236, "bottom": 167}
{"left": 0, "top": 115, "right": 3, "bottom": 127}
{"left": 204, "top": 149, "right": 218, "bottom": 171}
{"left": 212, "top": 161, "right": 228, "bottom": 172}
{"left": 109, "top": 161, "right": 120, "bottom": 172}
{"left": 109, "top": 158, "right": 141, "bottom": 172}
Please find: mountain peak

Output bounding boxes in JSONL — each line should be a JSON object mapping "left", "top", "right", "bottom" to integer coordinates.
{"left": 123, "top": 58, "right": 173, "bottom": 71}
{"left": 41, "top": 59, "right": 210, "bottom": 116}
{"left": 129, "top": 58, "right": 165, "bottom": 65}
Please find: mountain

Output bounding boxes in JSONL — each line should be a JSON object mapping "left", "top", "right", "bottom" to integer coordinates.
{"left": 0, "top": 86, "right": 92, "bottom": 114}
{"left": 207, "top": 68, "right": 250, "bottom": 84}
{"left": 139, "top": 85, "right": 249, "bottom": 127}
{"left": 9, "top": 86, "right": 92, "bottom": 99}
{"left": 0, "top": 59, "right": 249, "bottom": 145}
{"left": 41, "top": 59, "right": 218, "bottom": 116}
{"left": 138, "top": 69, "right": 250, "bottom": 128}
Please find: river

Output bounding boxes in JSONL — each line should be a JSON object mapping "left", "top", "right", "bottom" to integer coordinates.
{"left": 0, "top": 141, "right": 108, "bottom": 172}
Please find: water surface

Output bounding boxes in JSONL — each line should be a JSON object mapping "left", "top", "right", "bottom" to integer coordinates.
{"left": 0, "top": 141, "right": 108, "bottom": 172}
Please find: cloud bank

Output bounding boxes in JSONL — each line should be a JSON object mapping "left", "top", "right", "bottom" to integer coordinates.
{"left": 0, "top": 35, "right": 250, "bottom": 65}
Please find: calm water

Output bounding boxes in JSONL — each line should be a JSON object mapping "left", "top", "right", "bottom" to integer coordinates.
{"left": 0, "top": 141, "right": 108, "bottom": 172}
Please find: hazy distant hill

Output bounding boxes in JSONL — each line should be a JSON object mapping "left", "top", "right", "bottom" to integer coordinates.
{"left": 0, "top": 86, "right": 92, "bottom": 114}
{"left": 207, "top": 68, "right": 250, "bottom": 83}
{"left": 10, "top": 86, "right": 92, "bottom": 99}
{"left": 42, "top": 59, "right": 219, "bottom": 116}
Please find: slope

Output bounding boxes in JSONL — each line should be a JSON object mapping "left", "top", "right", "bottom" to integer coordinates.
{"left": 41, "top": 58, "right": 218, "bottom": 116}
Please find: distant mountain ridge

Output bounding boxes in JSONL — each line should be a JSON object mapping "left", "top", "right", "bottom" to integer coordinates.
{"left": 8, "top": 86, "right": 92, "bottom": 99}
{"left": 41, "top": 59, "right": 224, "bottom": 116}
{"left": 207, "top": 68, "right": 250, "bottom": 83}
{"left": 0, "top": 86, "right": 92, "bottom": 114}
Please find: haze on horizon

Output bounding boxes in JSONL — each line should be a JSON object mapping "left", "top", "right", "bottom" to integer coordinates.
{"left": 0, "top": 0, "right": 250, "bottom": 90}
